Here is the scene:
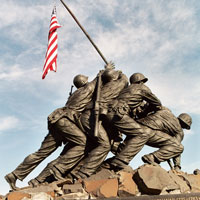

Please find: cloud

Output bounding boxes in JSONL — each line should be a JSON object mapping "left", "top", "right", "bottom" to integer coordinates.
{"left": 0, "top": 116, "right": 19, "bottom": 133}
{"left": 1, "top": 1, "right": 199, "bottom": 113}
{"left": 1, "top": 3, "right": 47, "bottom": 41}
{"left": 0, "top": 68, "right": 23, "bottom": 80}
{"left": 148, "top": 71, "right": 200, "bottom": 115}
{"left": 0, "top": 63, "right": 40, "bottom": 82}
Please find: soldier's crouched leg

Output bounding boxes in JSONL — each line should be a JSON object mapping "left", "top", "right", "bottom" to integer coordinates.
{"left": 6, "top": 131, "right": 61, "bottom": 187}
{"left": 50, "top": 118, "right": 87, "bottom": 179}
{"left": 28, "top": 178, "right": 40, "bottom": 187}
{"left": 141, "top": 153, "right": 160, "bottom": 165}
{"left": 153, "top": 143, "right": 184, "bottom": 163}
{"left": 32, "top": 159, "right": 58, "bottom": 185}
{"left": 146, "top": 131, "right": 184, "bottom": 163}
{"left": 110, "top": 130, "right": 150, "bottom": 168}
{"left": 51, "top": 143, "right": 86, "bottom": 181}
{"left": 75, "top": 124, "right": 111, "bottom": 178}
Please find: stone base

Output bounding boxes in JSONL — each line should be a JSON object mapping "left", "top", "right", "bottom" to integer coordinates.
{"left": 3, "top": 165, "right": 200, "bottom": 200}
{"left": 106, "top": 193, "right": 200, "bottom": 200}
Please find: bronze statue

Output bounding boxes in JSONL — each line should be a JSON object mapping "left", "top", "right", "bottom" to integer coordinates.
{"left": 30, "top": 64, "right": 129, "bottom": 183}
{"left": 101, "top": 73, "right": 185, "bottom": 171}
{"left": 4, "top": 74, "right": 97, "bottom": 190}
{"left": 72, "top": 67, "right": 128, "bottom": 179}
{"left": 134, "top": 107, "right": 191, "bottom": 170}
{"left": 4, "top": 0, "right": 194, "bottom": 190}
{"left": 5, "top": 69, "right": 193, "bottom": 190}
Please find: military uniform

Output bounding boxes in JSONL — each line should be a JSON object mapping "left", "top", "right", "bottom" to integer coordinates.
{"left": 107, "top": 83, "right": 162, "bottom": 136}
{"left": 74, "top": 72, "right": 128, "bottom": 178}
{"left": 105, "top": 83, "right": 183, "bottom": 168}
{"left": 7, "top": 78, "right": 97, "bottom": 185}
{"left": 138, "top": 106, "right": 184, "bottom": 169}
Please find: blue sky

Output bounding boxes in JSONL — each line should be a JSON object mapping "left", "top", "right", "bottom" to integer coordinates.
{"left": 0, "top": 0, "right": 200, "bottom": 195}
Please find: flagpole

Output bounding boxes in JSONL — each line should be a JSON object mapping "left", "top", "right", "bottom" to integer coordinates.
{"left": 60, "top": 0, "right": 108, "bottom": 65}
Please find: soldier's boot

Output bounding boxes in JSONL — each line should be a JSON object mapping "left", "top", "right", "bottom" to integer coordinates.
{"left": 28, "top": 178, "right": 40, "bottom": 187}
{"left": 68, "top": 173, "right": 83, "bottom": 184}
{"left": 142, "top": 154, "right": 160, "bottom": 165}
{"left": 4, "top": 172, "right": 19, "bottom": 191}
{"left": 73, "top": 171, "right": 88, "bottom": 180}
{"left": 50, "top": 166, "right": 65, "bottom": 181}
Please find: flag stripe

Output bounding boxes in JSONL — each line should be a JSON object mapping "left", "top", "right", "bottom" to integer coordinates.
{"left": 43, "top": 41, "right": 57, "bottom": 68}
{"left": 48, "top": 30, "right": 57, "bottom": 42}
{"left": 43, "top": 46, "right": 58, "bottom": 73}
{"left": 42, "top": 56, "right": 57, "bottom": 79}
{"left": 46, "top": 33, "right": 57, "bottom": 60}
{"left": 42, "top": 7, "right": 61, "bottom": 79}
{"left": 49, "top": 15, "right": 61, "bottom": 33}
{"left": 43, "top": 41, "right": 57, "bottom": 73}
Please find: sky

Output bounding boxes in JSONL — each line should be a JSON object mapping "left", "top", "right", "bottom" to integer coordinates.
{"left": 0, "top": 0, "right": 200, "bottom": 195}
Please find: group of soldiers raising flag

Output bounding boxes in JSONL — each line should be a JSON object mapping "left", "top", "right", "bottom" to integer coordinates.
{"left": 5, "top": 62, "right": 192, "bottom": 190}
{"left": 5, "top": 0, "right": 192, "bottom": 191}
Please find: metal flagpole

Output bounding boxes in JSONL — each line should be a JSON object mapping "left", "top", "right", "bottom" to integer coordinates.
{"left": 60, "top": 0, "right": 108, "bottom": 65}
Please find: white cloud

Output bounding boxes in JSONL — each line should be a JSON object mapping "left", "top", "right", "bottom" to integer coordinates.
{"left": 0, "top": 3, "right": 48, "bottom": 41}
{"left": 0, "top": 65, "right": 24, "bottom": 80}
{"left": 0, "top": 116, "right": 19, "bottom": 133}
{"left": 148, "top": 71, "right": 200, "bottom": 115}
{"left": 1, "top": 0, "right": 199, "bottom": 112}
{"left": 0, "top": 64, "right": 40, "bottom": 82}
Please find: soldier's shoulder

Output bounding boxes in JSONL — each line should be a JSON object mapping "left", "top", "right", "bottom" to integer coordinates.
{"left": 120, "top": 73, "right": 128, "bottom": 81}
{"left": 140, "top": 84, "right": 152, "bottom": 92}
{"left": 85, "top": 80, "right": 96, "bottom": 91}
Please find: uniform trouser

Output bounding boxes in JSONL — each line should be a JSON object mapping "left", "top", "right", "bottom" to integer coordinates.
{"left": 108, "top": 113, "right": 183, "bottom": 168}
{"left": 12, "top": 117, "right": 86, "bottom": 182}
{"left": 35, "top": 117, "right": 87, "bottom": 182}
{"left": 74, "top": 110, "right": 111, "bottom": 177}
{"left": 12, "top": 131, "right": 62, "bottom": 181}
{"left": 146, "top": 131, "right": 183, "bottom": 162}
{"left": 173, "top": 155, "right": 181, "bottom": 169}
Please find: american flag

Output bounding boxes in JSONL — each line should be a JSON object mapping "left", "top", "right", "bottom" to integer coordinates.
{"left": 42, "top": 6, "right": 61, "bottom": 79}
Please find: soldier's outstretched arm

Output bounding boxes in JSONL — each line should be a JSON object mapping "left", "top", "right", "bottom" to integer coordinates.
{"left": 142, "top": 85, "right": 162, "bottom": 111}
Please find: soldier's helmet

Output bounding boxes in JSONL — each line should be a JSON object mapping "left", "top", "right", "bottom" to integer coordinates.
{"left": 73, "top": 74, "right": 88, "bottom": 88}
{"left": 102, "top": 69, "right": 119, "bottom": 83}
{"left": 178, "top": 113, "right": 192, "bottom": 130}
{"left": 129, "top": 73, "right": 148, "bottom": 84}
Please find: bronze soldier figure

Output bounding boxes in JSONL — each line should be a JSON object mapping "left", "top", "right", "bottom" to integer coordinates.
{"left": 102, "top": 73, "right": 184, "bottom": 170}
{"left": 121, "top": 105, "right": 192, "bottom": 169}
{"left": 4, "top": 74, "right": 97, "bottom": 190}
{"left": 172, "top": 113, "right": 192, "bottom": 171}
{"left": 38, "top": 65, "right": 129, "bottom": 181}
{"left": 139, "top": 111, "right": 192, "bottom": 170}
{"left": 72, "top": 68, "right": 128, "bottom": 179}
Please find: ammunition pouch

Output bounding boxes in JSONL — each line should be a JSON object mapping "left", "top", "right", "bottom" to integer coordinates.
{"left": 48, "top": 107, "right": 67, "bottom": 125}
{"left": 115, "top": 103, "right": 129, "bottom": 119}
{"left": 47, "top": 107, "right": 77, "bottom": 129}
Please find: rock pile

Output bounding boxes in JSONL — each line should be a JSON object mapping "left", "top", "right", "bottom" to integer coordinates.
{"left": 2, "top": 164, "right": 200, "bottom": 200}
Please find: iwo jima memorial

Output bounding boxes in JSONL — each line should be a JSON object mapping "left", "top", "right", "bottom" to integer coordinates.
{"left": 3, "top": 0, "right": 200, "bottom": 200}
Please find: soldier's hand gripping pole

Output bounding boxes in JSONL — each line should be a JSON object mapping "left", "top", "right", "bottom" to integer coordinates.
{"left": 94, "top": 71, "right": 102, "bottom": 137}
{"left": 60, "top": 0, "right": 108, "bottom": 65}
